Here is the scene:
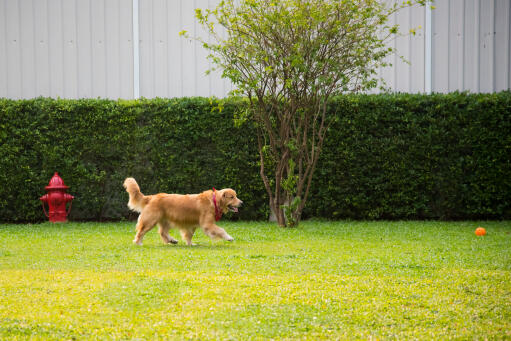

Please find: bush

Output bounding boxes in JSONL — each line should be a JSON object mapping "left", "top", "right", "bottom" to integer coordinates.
{"left": 0, "top": 97, "right": 266, "bottom": 222}
{"left": 306, "top": 92, "right": 511, "bottom": 220}
{"left": 0, "top": 92, "right": 509, "bottom": 222}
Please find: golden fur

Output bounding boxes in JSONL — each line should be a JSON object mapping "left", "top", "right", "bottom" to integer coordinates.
{"left": 123, "top": 178, "right": 242, "bottom": 246}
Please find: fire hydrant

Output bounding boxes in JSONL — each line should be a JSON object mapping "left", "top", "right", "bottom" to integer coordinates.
{"left": 40, "top": 172, "right": 74, "bottom": 222}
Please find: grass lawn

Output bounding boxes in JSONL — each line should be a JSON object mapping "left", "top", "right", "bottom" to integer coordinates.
{"left": 0, "top": 220, "right": 510, "bottom": 340}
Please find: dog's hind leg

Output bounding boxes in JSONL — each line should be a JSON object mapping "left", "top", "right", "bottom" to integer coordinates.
{"left": 133, "top": 210, "right": 159, "bottom": 246}
{"left": 158, "top": 220, "right": 178, "bottom": 245}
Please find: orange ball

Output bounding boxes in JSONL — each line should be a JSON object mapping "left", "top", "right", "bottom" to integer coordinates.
{"left": 475, "top": 227, "right": 486, "bottom": 236}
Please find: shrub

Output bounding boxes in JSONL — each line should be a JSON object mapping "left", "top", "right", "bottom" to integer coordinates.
{"left": 0, "top": 97, "right": 265, "bottom": 222}
{"left": 306, "top": 92, "right": 511, "bottom": 220}
{"left": 0, "top": 92, "right": 509, "bottom": 222}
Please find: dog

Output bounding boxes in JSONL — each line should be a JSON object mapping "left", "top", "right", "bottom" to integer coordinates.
{"left": 123, "top": 178, "right": 242, "bottom": 246}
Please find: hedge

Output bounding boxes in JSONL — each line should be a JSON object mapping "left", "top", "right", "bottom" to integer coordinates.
{"left": 0, "top": 92, "right": 509, "bottom": 223}
{"left": 308, "top": 93, "right": 511, "bottom": 220}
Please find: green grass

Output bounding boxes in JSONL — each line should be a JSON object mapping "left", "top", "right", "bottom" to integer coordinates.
{"left": 0, "top": 220, "right": 510, "bottom": 340}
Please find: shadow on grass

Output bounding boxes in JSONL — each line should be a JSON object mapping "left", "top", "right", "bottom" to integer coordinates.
{"left": 135, "top": 243, "right": 236, "bottom": 250}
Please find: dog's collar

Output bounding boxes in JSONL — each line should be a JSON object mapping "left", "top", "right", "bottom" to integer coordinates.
{"left": 212, "top": 188, "right": 222, "bottom": 221}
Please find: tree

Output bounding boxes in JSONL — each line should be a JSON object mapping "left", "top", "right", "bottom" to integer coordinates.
{"left": 191, "top": 0, "right": 428, "bottom": 227}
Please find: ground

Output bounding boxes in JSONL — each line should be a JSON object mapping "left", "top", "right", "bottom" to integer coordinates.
{"left": 0, "top": 220, "right": 510, "bottom": 340}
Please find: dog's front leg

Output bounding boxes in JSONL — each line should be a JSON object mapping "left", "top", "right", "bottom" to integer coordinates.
{"left": 180, "top": 229, "right": 196, "bottom": 246}
{"left": 203, "top": 224, "right": 234, "bottom": 242}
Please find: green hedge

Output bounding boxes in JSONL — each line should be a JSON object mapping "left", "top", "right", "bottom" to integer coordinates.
{"left": 0, "top": 93, "right": 509, "bottom": 223}
{"left": 306, "top": 93, "right": 511, "bottom": 220}
{"left": 0, "top": 98, "right": 266, "bottom": 222}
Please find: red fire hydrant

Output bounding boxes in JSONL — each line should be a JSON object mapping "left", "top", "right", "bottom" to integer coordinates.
{"left": 40, "top": 172, "right": 74, "bottom": 222}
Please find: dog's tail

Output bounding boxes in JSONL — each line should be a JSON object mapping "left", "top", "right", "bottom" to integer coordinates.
{"left": 123, "top": 178, "right": 150, "bottom": 213}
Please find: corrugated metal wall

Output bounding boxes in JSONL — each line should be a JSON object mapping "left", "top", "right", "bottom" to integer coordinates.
{"left": 0, "top": 0, "right": 134, "bottom": 99}
{"left": 0, "top": 0, "right": 510, "bottom": 99}
{"left": 432, "top": 0, "right": 511, "bottom": 93}
{"left": 137, "top": 0, "right": 232, "bottom": 98}
{"left": 378, "top": 2, "right": 427, "bottom": 93}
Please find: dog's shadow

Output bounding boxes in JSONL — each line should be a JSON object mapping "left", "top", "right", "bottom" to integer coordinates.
{"left": 138, "top": 243, "right": 235, "bottom": 250}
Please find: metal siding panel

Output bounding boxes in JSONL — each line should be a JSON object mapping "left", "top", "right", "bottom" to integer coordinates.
{"left": 168, "top": 0, "right": 183, "bottom": 97}
{"left": 91, "top": 0, "right": 106, "bottom": 97}
{"left": 195, "top": 0, "right": 211, "bottom": 96}
{"left": 0, "top": 0, "right": 7, "bottom": 97}
{"left": 5, "top": 0, "right": 22, "bottom": 98}
{"left": 463, "top": 0, "right": 479, "bottom": 91}
{"left": 380, "top": 7, "right": 396, "bottom": 91}
{"left": 479, "top": 0, "right": 494, "bottom": 92}
{"left": 34, "top": 0, "right": 50, "bottom": 97}
{"left": 210, "top": 0, "right": 233, "bottom": 97}
{"left": 48, "top": 0, "right": 64, "bottom": 97}
{"left": 153, "top": 0, "right": 169, "bottom": 97}
{"left": 432, "top": 0, "right": 449, "bottom": 93}
{"left": 495, "top": 0, "right": 509, "bottom": 91}
{"left": 207, "top": 0, "right": 216, "bottom": 97}
{"left": 3, "top": 0, "right": 508, "bottom": 99}
{"left": 105, "top": 0, "right": 120, "bottom": 99}
{"left": 448, "top": 0, "right": 464, "bottom": 91}
{"left": 395, "top": 5, "right": 411, "bottom": 92}
{"left": 139, "top": 0, "right": 154, "bottom": 97}
{"left": 208, "top": 0, "right": 226, "bottom": 97}
{"left": 222, "top": 0, "right": 234, "bottom": 96}
{"left": 133, "top": 0, "right": 140, "bottom": 97}
{"left": 20, "top": 0, "right": 36, "bottom": 98}
{"left": 62, "top": 0, "right": 78, "bottom": 98}
{"left": 410, "top": 5, "right": 425, "bottom": 93}
{"left": 76, "top": 0, "right": 93, "bottom": 98}
{"left": 120, "top": 0, "right": 133, "bottom": 99}
{"left": 425, "top": 1, "right": 432, "bottom": 92}
{"left": 181, "top": 0, "right": 196, "bottom": 96}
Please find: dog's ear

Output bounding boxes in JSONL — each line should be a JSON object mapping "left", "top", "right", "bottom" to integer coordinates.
{"left": 218, "top": 190, "right": 229, "bottom": 209}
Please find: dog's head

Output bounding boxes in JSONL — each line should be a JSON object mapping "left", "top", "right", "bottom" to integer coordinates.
{"left": 218, "top": 189, "right": 243, "bottom": 213}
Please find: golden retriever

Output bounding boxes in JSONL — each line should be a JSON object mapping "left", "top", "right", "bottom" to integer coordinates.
{"left": 123, "top": 178, "right": 242, "bottom": 246}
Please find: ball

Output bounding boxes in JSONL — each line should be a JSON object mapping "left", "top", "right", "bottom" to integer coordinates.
{"left": 475, "top": 227, "right": 486, "bottom": 236}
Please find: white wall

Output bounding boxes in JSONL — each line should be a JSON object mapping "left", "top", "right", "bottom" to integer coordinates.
{"left": 433, "top": 0, "right": 511, "bottom": 93}
{"left": 0, "top": 0, "right": 509, "bottom": 99}
{"left": 0, "top": 0, "right": 134, "bottom": 99}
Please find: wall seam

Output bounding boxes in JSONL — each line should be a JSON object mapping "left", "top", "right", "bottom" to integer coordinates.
{"left": 103, "top": 0, "right": 108, "bottom": 98}
{"left": 74, "top": 0, "right": 79, "bottom": 97}
{"left": 132, "top": 0, "right": 140, "bottom": 98}
{"left": 166, "top": 0, "right": 170, "bottom": 97}
{"left": 425, "top": 1, "right": 432, "bottom": 93}
{"left": 89, "top": 0, "right": 93, "bottom": 97}
{"left": 60, "top": 0, "right": 65, "bottom": 97}
{"left": 46, "top": 0, "right": 52, "bottom": 96}
{"left": 476, "top": 0, "right": 480, "bottom": 92}
{"left": 194, "top": 0, "right": 197, "bottom": 95}
{"left": 152, "top": 0, "right": 156, "bottom": 97}
{"left": 492, "top": 0, "right": 496, "bottom": 92}
{"left": 447, "top": 0, "right": 450, "bottom": 92}
{"left": 462, "top": 0, "right": 465, "bottom": 90}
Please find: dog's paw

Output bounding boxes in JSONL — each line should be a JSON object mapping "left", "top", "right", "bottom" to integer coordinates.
{"left": 225, "top": 235, "right": 234, "bottom": 242}
{"left": 169, "top": 239, "right": 178, "bottom": 245}
{"left": 133, "top": 239, "right": 143, "bottom": 246}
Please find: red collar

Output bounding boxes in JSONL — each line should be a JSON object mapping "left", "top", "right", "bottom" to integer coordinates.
{"left": 212, "top": 188, "right": 222, "bottom": 221}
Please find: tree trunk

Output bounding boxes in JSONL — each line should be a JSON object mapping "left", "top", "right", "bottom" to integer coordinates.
{"left": 269, "top": 198, "right": 288, "bottom": 227}
{"left": 275, "top": 204, "right": 286, "bottom": 227}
